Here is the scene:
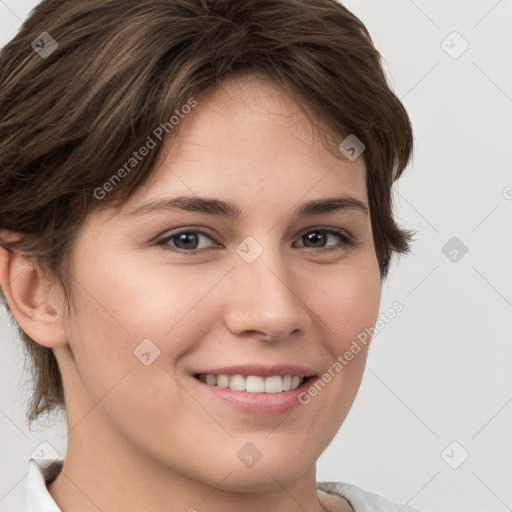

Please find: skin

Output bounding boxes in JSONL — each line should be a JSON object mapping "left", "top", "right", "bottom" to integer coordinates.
{"left": 0, "top": 73, "right": 381, "bottom": 512}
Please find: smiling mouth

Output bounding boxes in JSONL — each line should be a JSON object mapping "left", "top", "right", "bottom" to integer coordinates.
{"left": 193, "top": 373, "right": 316, "bottom": 393}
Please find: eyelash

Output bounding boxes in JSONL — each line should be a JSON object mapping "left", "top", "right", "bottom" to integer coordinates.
{"left": 156, "top": 227, "right": 355, "bottom": 255}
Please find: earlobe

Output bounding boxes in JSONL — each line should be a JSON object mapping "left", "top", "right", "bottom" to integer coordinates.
{"left": 0, "top": 230, "right": 68, "bottom": 348}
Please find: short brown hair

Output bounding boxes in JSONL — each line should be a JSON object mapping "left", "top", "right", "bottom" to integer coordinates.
{"left": 0, "top": 0, "right": 414, "bottom": 423}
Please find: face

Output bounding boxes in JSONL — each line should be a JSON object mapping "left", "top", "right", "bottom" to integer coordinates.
{"left": 56, "top": 73, "right": 381, "bottom": 491}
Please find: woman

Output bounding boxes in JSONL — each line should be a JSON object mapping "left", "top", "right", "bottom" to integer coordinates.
{"left": 0, "top": 0, "right": 418, "bottom": 510}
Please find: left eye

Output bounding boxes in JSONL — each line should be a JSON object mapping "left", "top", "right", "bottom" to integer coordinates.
{"left": 158, "top": 228, "right": 353, "bottom": 254}
{"left": 295, "top": 228, "right": 353, "bottom": 250}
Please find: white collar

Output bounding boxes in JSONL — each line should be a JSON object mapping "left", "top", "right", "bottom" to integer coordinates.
{"left": 26, "top": 457, "right": 63, "bottom": 511}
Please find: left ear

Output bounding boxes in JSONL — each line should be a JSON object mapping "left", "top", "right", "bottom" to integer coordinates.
{"left": 0, "top": 230, "right": 68, "bottom": 348}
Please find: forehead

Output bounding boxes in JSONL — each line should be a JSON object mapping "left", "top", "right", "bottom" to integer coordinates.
{"left": 118, "top": 73, "right": 368, "bottom": 217}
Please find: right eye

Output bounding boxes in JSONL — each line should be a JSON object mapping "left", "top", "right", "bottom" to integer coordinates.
{"left": 157, "top": 228, "right": 219, "bottom": 255}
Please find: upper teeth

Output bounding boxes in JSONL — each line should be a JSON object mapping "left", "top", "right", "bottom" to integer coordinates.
{"left": 197, "top": 374, "right": 304, "bottom": 393}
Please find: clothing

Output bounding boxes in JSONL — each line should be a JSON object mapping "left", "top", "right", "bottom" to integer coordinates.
{"left": 26, "top": 457, "right": 422, "bottom": 512}
{"left": 317, "top": 482, "right": 422, "bottom": 512}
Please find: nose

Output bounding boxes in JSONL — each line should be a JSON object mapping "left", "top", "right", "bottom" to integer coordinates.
{"left": 222, "top": 246, "right": 311, "bottom": 342}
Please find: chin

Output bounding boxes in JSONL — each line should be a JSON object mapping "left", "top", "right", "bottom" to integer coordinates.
{"left": 211, "top": 448, "right": 314, "bottom": 492}
{"left": 212, "top": 464, "right": 310, "bottom": 493}
{"left": 159, "top": 442, "right": 313, "bottom": 493}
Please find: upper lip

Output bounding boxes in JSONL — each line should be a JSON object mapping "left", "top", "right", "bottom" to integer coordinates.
{"left": 191, "top": 364, "right": 317, "bottom": 378}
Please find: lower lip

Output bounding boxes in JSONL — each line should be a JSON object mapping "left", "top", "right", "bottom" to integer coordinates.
{"left": 190, "top": 375, "right": 316, "bottom": 416}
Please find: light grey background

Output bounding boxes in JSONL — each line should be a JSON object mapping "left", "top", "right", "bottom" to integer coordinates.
{"left": 1, "top": 1, "right": 512, "bottom": 511}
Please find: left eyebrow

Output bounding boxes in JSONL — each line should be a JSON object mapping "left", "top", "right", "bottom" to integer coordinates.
{"left": 126, "top": 195, "right": 369, "bottom": 219}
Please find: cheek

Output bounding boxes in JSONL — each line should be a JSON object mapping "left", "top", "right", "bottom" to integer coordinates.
{"left": 65, "top": 257, "right": 221, "bottom": 383}
{"left": 62, "top": 260, "right": 200, "bottom": 443}
{"left": 299, "top": 259, "right": 381, "bottom": 409}
{"left": 306, "top": 259, "right": 381, "bottom": 350}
